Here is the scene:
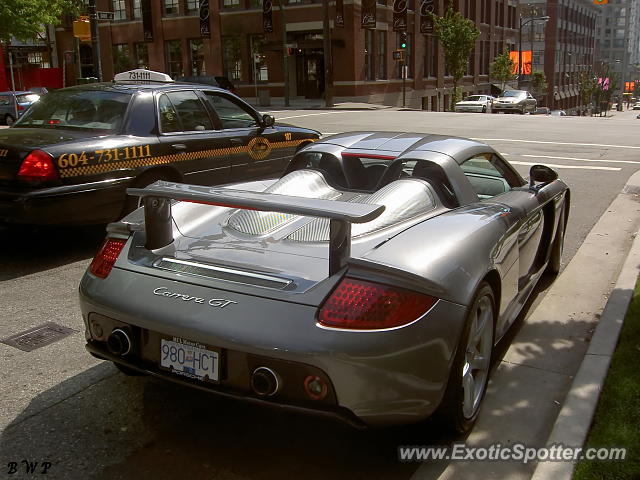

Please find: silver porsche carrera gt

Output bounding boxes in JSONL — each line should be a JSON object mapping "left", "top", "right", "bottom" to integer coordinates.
{"left": 79, "top": 132, "right": 569, "bottom": 433}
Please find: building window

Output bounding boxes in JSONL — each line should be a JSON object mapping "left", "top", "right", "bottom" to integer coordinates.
{"left": 424, "top": 35, "right": 437, "bottom": 77}
{"left": 186, "top": 0, "right": 200, "bottom": 15}
{"left": 113, "top": 0, "right": 127, "bottom": 20}
{"left": 165, "top": 40, "right": 183, "bottom": 78}
{"left": 189, "top": 39, "right": 205, "bottom": 75}
{"left": 164, "top": 0, "right": 179, "bottom": 15}
{"left": 222, "top": 36, "right": 243, "bottom": 81}
{"left": 223, "top": 0, "right": 240, "bottom": 7}
{"left": 376, "top": 30, "right": 386, "bottom": 79}
{"left": 364, "top": 29, "right": 374, "bottom": 80}
{"left": 132, "top": 0, "right": 142, "bottom": 19}
{"left": 135, "top": 42, "right": 149, "bottom": 68}
{"left": 113, "top": 44, "right": 133, "bottom": 74}
{"left": 250, "top": 35, "right": 268, "bottom": 82}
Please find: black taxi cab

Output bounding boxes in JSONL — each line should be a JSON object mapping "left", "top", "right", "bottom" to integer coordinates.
{"left": 0, "top": 69, "right": 320, "bottom": 225}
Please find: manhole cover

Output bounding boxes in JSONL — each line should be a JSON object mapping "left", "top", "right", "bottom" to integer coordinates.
{"left": 1, "top": 322, "right": 78, "bottom": 352}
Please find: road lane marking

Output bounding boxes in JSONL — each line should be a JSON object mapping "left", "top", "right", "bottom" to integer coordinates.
{"left": 509, "top": 161, "right": 621, "bottom": 171}
{"left": 505, "top": 154, "right": 640, "bottom": 165}
{"left": 473, "top": 138, "right": 640, "bottom": 150}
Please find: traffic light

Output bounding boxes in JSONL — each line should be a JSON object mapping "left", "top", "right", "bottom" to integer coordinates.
{"left": 400, "top": 32, "right": 408, "bottom": 49}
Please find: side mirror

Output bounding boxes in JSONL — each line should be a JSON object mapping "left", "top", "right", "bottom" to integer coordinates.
{"left": 262, "top": 114, "right": 275, "bottom": 128}
{"left": 529, "top": 164, "right": 558, "bottom": 189}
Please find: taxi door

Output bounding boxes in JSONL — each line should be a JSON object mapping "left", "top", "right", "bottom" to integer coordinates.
{"left": 156, "top": 90, "right": 231, "bottom": 185}
{"left": 201, "top": 91, "right": 290, "bottom": 182}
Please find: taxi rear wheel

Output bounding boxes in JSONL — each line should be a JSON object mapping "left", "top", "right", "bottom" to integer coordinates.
{"left": 5, "top": 114, "right": 15, "bottom": 126}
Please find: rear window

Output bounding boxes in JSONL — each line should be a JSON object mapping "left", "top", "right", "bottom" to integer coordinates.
{"left": 14, "top": 89, "right": 132, "bottom": 132}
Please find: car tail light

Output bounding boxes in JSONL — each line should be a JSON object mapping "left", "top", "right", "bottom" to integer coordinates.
{"left": 90, "top": 238, "right": 127, "bottom": 278}
{"left": 17, "top": 105, "right": 25, "bottom": 111}
{"left": 318, "top": 277, "right": 437, "bottom": 330}
{"left": 17, "top": 150, "right": 58, "bottom": 181}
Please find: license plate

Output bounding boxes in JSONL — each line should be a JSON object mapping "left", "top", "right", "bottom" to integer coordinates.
{"left": 160, "top": 337, "right": 219, "bottom": 382}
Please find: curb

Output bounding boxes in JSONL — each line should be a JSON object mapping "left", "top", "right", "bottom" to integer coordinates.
{"left": 530, "top": 172, "right": 640, "bottom": 480}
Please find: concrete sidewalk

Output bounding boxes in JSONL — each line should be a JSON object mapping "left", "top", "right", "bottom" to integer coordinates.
{"left": 412, "top": 171, "right": 640, "bottom": 480}
{"left": 246, "top": 97, "right": 396, "bottom": 111}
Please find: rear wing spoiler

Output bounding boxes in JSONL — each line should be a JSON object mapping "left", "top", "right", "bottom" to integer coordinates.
{"left": 127, "top": 180, "right": 385, "bottom": 275}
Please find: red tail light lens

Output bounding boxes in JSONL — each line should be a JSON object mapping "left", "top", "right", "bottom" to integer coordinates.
{"left": 17, "top": 105, "right": 25, "bottom": 111}
{"left": 90, "top": 238, "right": 127, "bottom": 278}
{"left": 17, "top": 150, "right": 58, "bottom": 181}
{"left": 318, "top": 277, "right": 437, "bottom": 330}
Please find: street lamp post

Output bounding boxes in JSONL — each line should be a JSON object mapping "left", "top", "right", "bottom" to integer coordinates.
{"left": 518, "top": 15, "right": 549, "bottom": 89}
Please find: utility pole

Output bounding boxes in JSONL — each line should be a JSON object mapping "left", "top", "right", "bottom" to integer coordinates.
{"left": 322, "top": 0, "right": 334, "bottom": 107}
{"left": 279, "top": 0, "right": 289, "bottom": 107}
{"left": 88, "top": 0, "right": 102, "bottom": 81}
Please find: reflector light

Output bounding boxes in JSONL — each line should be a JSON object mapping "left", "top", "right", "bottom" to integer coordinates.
{"left": 90, "top": 238, "right": 127, "bottom": 278}
{"left": 318, "top": 277, "right": 437, "bottom": 329}
{"left": 304, "top": 375, "right": 328, "bottom": 400}
{"left": 17, "top": 150, "right": 59, "bottom": 181}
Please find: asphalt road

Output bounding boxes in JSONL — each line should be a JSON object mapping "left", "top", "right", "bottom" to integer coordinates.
{"left": 1, "top": 109, "right": 639, "bottom": 480}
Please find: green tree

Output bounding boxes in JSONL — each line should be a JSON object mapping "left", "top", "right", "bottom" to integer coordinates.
{"left": 490, "top": 51, "right": 516, "bottom": 93}
{"left": 577, "top": 71, "right": 598, "bottom": 115}
{"left": 0, "top": 0, "right": 81, "bottom": 43}
{"left": 531, "top": 70, "right": 547, "bottom": 102}
{"left": 430, "top": 6, "right": 480, "bottom": 110}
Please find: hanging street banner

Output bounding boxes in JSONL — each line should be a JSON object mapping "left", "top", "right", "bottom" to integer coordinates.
{"left": 420, "top": 0, "right": 435, "bottom": 34}
{"left": 263, "top": 0, "right": 273, "bottom": 33}
{"left": 336, "top": 0, "right": 344, "bottom": 27}
{"left": 393, "top": 0, "right": 407, "bottom": 32}
{"left": 141, "top": 0, "right": 154, "bottom": 42}
{"left": 199, "top": 0, "right": 211, "bottom": 38}
{"left": 361, "top": 0, "right": 377, "bottom": 28}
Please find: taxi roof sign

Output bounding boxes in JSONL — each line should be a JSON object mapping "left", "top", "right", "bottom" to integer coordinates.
{"left": 114, "top": 69, "right": 174, "bottom": 83}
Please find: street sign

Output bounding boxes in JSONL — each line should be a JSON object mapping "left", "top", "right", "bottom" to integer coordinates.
{"left": 393, "top": 49, "right": 405, "bottom": 61}
{"left": 96, "top": 11, "right": 115, "bottom": 20}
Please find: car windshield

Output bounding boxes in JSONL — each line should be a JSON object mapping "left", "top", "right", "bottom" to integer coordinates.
{"left": 14, "top": 89, "right": 132, "bottom": 132}
{"left": 501, "top": 91, "right": 524, "bottom": 98}
{"left": 464, "top": 96, "right": 483, "bottom": 102}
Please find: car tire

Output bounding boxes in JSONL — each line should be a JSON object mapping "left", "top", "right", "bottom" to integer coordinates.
{"left": 5, "top": 114, "right": 15, "bottom": 126}
{"left": 114, "top": 362, "right": 146, "bottom": 376}
{"left": 482, "top": 106, "right": 487, "bottom": 113}
{"left": 435, "top": 282, "right": 495, "bottom": 434}
{"left": 120, "top": 170, "right": 174, "bottom": 218}
{"left": 547, "top": 205, "right": 566, "bottom": 275}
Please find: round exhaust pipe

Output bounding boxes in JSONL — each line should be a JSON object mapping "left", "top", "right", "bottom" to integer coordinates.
{"left": 107, "top": 328, "right": 132, "bottom": 356}
{"left": 251, "top": 367, "right": 281, "bottom": 396}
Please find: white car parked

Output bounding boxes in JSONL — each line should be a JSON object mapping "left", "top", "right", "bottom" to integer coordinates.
{"left": 454, "top": 95, "right": 494, "bottom": 113}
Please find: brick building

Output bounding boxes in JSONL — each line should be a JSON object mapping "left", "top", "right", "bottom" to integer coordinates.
{"left": 52, "top": 0, "right": 522, "bottom": 109}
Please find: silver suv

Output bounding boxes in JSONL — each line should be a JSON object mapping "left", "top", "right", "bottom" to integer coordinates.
{"left": 492, "top": 90, "right": 537, "bottom": 114}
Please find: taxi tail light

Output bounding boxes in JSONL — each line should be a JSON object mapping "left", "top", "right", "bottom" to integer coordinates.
{"left": 90, "top": 238, "right": 127, "bottom": 278}
{"left": 17, "top": 150, "right": 59, "bottom": 181}
{"left": 318, "top": 277, "right": 437, "bottom": 330}
{"left": 17, "top": 105, "right": 25, "bottom": 111}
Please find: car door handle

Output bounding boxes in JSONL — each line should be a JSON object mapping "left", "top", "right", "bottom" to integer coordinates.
{"left": 230, "top": 138, "right": 243, "bottom": 144}
{"left": 171, "top": 143, "right": 187, "bottom": 150}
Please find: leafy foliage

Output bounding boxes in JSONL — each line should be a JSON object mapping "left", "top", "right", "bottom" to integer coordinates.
{"left": 490, "top": 52, "right": 516, "bottom": 93}
{"left": 577, "top": 71, "right": 598, "bottom": 114}
{"left": 0, "top": 0, "right": 82, "bottom": 43}
{"left": 430, "top": 7, "right": 479, "bottom": 110}
{"left": 530, "top": 71, "right": 547, "bottom": 100}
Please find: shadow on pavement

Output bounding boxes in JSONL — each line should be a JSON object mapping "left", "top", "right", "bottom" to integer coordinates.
{"left": 0, "top": 224, "right": 106, "bottom": 281}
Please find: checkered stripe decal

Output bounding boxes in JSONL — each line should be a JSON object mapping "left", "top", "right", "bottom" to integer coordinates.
{"left": 58, "top": 139, "right": 314, "bottom": 178}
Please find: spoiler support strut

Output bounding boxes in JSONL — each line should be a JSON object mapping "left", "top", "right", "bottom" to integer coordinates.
{"left": 128, "top": 181, "right": 385, "bottom": 276}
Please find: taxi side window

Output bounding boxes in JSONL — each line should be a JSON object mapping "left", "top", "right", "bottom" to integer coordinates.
{"left": 159, "top": 91, "right": 214, "bottom": 133}
{"left": 0, "top": 95, "right": 10, "bottom": 106}
{"left": 158, "top": 94, "right": 181, "bottom": 133}
{"left": 204, "top": 93, "right": 258, "bottom": 129}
